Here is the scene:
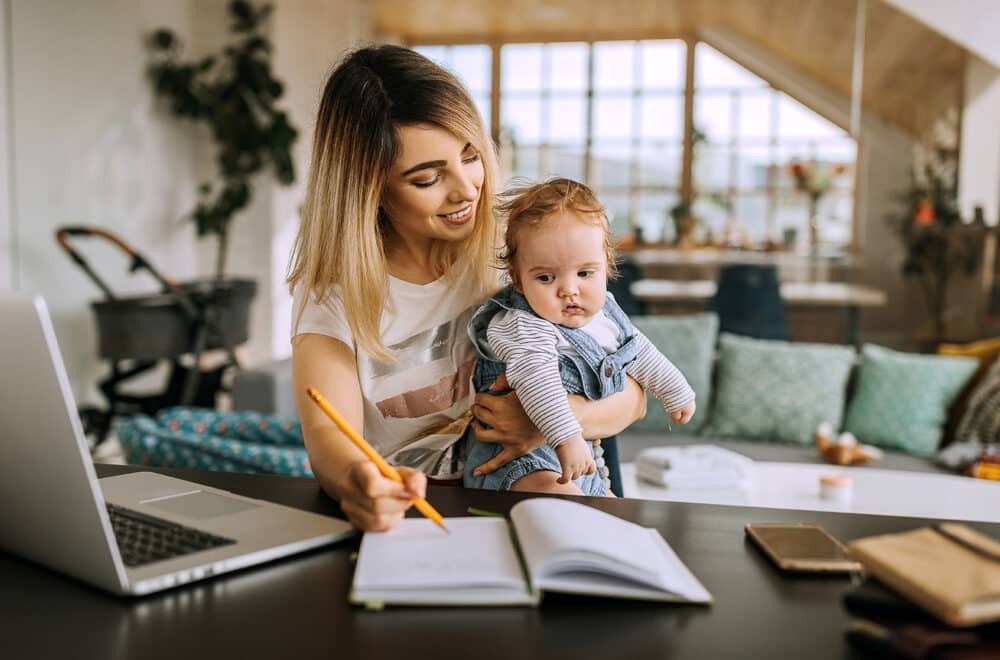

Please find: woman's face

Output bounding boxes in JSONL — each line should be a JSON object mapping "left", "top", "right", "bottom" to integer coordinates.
{"left": 380, "top": 123, "right": 485, "bottom": 248}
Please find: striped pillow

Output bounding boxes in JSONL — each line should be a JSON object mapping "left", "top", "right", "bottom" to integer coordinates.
{"left": 955, "top": 358, "right": 1000, "bottom": 445}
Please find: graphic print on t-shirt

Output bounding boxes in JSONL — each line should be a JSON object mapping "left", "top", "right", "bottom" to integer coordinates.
{"left": 360, "top": 304, "right": 478, "bottom": 478}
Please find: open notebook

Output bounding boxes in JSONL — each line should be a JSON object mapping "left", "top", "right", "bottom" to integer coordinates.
{"left": 350, "top": 497, "right": 713, "bottom": 608}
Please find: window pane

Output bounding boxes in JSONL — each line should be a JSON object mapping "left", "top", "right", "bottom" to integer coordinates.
{"left": 695, "top": 44, "right": 763, "bottom": 89}
{"left": 638, "top": 144, "right": 681, "bottom": 187}
{"left": 777, "top": 93, "right": 844, "bottom": 139}
{"left": 592, "top": 141, "right": 631, "bottom": 188}
{"left": 549, "top": 43, "right": 588, "bottom": 91}
{"left": 414, "top": 45, "right": 447, "bottom": 65}
{"left": 450, "top": 45, "right": 491, "bottom": 93}
{"left": 547, "top": 145, "right": 587, "bottom": 181}
{"left": 593, "top": 95, "right": 632, "bottom": 139}
{"left": 502, "top": 97, "right": 542, "bottom": 142}
{"left": 694, "top": 145, "right": 731, "bottom": 189}
{"left": 776, "top": 194, "right": 809, "bottom": 249}
{"left": 594, "top": 41, "right": 634, "bottom": 91}
{"left": 641, "top": 40, "right": 684, "bottom": 90}
{"left": 548, "top": 95, "right": 587, "bottom": 143}
{"left": 502, "top": 44, "right": 543, "bottom": 91}
{"left": 599, "top": 191, "right": 633, "bottom": 238}
{"left": 817, "top": 193, "right": 853, "bottom": 245}
{"left": 636, "top": 192, "right": 679, "bottom": 244}
{"left": 693, "top": 195, "right": 731, "bottom": 236}
{"left": 473, "top": 93, "right": 491, "bottom": 132}
{"left": 509, "top": 146, "right": 541, "bottom": 180}
{"left": 694, "top": 91, "right": 732, "bottom": 143}
{"left": 640, "top": 94, "right": 683, "bottom": 139}
{"left": 733, "top": 195, "right": 771, "bottom": 242}
{"left": 734, "top": 145, "right": 772, "bottom": 190}
{"left": 737, "top": 91, "right": 773, "bottom": 139}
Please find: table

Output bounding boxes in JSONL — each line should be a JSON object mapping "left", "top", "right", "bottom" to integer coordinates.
{"left": 631, "top": 279, "right": 888, "bottom": 347}
{"left": 3, "top": 463, "right": 997, "bottom": 660}
{"left": 621, "top": 461, "right": 1000, "bottom": 523}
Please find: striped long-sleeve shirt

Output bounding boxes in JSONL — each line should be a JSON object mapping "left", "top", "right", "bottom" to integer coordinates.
{"left": 486, "top": 309, "right": 695, "bottom": 448}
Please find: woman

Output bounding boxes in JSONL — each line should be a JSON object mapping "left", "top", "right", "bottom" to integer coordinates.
{"left": 287, "top": 45, "right": 646, "bottom": 532}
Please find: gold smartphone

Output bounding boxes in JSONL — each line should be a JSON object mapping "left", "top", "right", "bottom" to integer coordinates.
{"left": 745, "top": 523, "right": 862, "bottom": 573}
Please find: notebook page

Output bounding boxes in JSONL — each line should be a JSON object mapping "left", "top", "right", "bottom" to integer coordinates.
{"left": 353, "top": 517, "right": 526, "bottom": 590}
{"left": 510, "top": 498, "right": 710, "bottom": 601}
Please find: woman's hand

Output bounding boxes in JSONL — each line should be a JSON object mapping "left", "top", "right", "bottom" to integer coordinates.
{"left": 333, "top": 460, "right": 428, "bottom": 532}
{"left": 470, "top": 373, "right": 545, "bottom": 476}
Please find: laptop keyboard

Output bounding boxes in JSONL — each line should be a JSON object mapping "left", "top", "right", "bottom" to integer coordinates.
{"left": 106, "top": 503, "right": 236, "bottom": 568}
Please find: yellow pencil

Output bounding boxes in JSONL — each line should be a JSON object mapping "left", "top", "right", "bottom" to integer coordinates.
{"left": 305, "top": 387, "right": 450, "bottom": 534}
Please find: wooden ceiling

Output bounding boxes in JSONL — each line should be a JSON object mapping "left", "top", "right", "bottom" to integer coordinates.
{"left": 371, "top": 0, "right": 966, "bottom": 138}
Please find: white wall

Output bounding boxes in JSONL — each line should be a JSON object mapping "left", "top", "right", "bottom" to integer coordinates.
{"left": 1, "top": 0, "right": 13, "bottom": 290}
{"left": 269, "top": 0, "right": 371, "bottom": 359}
{"left": 959, "top": 55, "right": 1000, "bottom": 224}
{"left": 883, "top": 0, "right": 1000, "bottom": 69}
{"left": 5, "top": 0, "right": 369, "bottom": 406}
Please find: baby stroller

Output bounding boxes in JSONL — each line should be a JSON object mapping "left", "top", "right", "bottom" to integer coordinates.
{"left": 55, "top": 226, "right": 256, "bottom": 448}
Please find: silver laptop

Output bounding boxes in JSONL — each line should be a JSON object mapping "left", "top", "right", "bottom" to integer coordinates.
{"left": 0, "top": 293, "right": 355, "bottom": 596}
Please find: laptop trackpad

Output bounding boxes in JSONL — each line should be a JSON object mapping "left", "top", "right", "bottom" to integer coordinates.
{"left": 146, "top": 491, "right": 260, "bottom": 520}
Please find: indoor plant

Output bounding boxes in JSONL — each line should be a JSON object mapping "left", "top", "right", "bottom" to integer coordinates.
{"left": 146, "top": 0, "right": 297, "bottom": 280}
{"left": 886, "top": 149, "right": 985, "bottom": 345}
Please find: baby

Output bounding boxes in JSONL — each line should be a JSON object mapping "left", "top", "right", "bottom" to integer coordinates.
{"left": 464, "top": 178, "right": 696, "bottom": 496}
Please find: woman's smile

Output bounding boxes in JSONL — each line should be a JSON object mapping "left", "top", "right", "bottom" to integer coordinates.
{"left": 440, "top": 204, "right": 474, "bottom": 226}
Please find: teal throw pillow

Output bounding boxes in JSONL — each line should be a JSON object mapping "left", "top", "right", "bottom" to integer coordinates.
{"left": 843, "top": 344, "right": 977, "bottom": 456}
{"left": 702, "top": 333, "right": 855, "bottom": 445}
{"left": 628, "top": 313, "right": 718, "bottom": 433}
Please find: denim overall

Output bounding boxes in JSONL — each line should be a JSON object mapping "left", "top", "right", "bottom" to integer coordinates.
{"left": 463, "top": 285, "right": 639, "bottom": 495}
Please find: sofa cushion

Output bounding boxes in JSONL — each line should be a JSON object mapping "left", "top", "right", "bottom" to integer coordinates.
{"left": 628, "top": 313, "right": 718, "bottom": 433}
{"left": 843, "top": 344, "right": 977, "bottom": 456}
{"left": 954, "top": 356, "right": 1000, "bottom": 445}
{"left": 701, "top": 333, "right": 855, "bottom": 445}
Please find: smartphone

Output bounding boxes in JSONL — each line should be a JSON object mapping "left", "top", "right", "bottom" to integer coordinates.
{"left": 745, "top": 523, "right": 862, "bottom": 573}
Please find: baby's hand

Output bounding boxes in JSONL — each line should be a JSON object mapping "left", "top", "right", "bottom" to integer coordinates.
{"left": 554, "top": 436, "right": 596, "bottom": 484}
{"left": 670, "top": 400, "right": 697, "bottom": 425}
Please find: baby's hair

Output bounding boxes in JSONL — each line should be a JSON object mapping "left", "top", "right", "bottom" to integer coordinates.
{"left": 497, "top": 177, "right": 619, "bottom": 280}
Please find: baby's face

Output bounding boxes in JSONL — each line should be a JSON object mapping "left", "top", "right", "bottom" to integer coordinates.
{"left": 513, "top": 212, "right": 608, "bottom": 328}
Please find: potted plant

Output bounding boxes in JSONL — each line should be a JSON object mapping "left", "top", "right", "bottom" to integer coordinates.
{"left": 146, "top": 0, "right": 297, "bottom": 282}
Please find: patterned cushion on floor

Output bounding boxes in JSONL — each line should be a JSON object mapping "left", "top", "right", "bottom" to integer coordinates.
{"left": 117, "top": 407, "right": 312, "bottom": 477}
{"left": 701, "top": 333, "right": 855, "bottom": 445}
{"left": 843, "top": 344, "right": 978, "bottom": 456}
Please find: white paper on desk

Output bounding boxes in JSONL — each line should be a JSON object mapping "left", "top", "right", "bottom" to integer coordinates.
{"left": 352, "top": 517, "right": 525, "bottom": 591}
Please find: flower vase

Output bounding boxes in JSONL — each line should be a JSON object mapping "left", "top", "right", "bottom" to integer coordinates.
{"left": 807, "top": 193, "right": 821, "bottom": 255}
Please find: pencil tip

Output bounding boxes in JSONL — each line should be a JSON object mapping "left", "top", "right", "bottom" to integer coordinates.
{"left": 442, "top": 524, "right": 451, "bottom": 535}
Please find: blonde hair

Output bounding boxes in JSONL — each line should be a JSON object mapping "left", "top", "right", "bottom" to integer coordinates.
{"left": 498, "top": 177, "right": 619, "bottom": 281}
{"left": 287, "top": 45, "right": 501, "bottom": 361}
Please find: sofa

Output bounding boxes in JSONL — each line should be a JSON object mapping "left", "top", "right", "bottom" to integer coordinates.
{"left": 216, "top": 312, "right": 990, "bottom": 486}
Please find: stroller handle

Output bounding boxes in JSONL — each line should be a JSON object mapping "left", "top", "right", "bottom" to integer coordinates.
{"left": 54, "top": 225, "right": 198, "bottom": 318}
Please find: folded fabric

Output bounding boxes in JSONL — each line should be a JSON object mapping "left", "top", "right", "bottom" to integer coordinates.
{"left": 635, "top": 445, "right": 754, "bottom": 489}
{"left": 637, "top": 444, "right": 754, "bottom": 473}
{"left": 635, "top": 463, "right": 749, "bottom": 489}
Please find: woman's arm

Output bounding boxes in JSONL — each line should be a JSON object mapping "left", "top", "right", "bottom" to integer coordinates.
{"left": 292, "top": 333, "right": 426, "bottom": 531}
{"left": 470, "top": 374, "right": 646, "bottom": 476}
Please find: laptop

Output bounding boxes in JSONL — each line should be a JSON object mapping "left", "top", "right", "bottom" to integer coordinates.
{"left": 0, "top": 293, "right": 355, "bottom": 596}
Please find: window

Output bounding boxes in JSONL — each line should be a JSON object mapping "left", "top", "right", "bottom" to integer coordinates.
{"left": 415, "top": 40, "right": 856, "bottom": 251}
{"left": 414, "top": 45, "right": 492, "bottom": 129}
{"left": 693, "top": 44, "right": 856, "bottom": 249}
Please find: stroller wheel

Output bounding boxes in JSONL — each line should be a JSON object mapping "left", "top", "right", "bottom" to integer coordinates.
{"left": 78, "top": 406, "right": 112, "bottom": 451}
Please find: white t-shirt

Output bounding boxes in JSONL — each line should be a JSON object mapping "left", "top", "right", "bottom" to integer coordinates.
{"left": 292, "top": 270, "right": 485, "bottom": 479}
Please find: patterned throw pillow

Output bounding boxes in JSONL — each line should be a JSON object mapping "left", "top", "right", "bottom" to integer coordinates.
{"left": 843, "top": 344, "right": 978, "bottom": 456}
{"left": 628, "top": 313, "right": 719, "bottom": 433}
{"left": 953, "top": 357, "right": 1000, "bottom": 445}
{"left": 701, "top": 333, "right": 855, "bottom": 445}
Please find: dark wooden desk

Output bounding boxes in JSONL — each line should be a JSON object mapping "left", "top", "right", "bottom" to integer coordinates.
{"left": 3, "top": 464, "right": 995, "bottom": 660}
